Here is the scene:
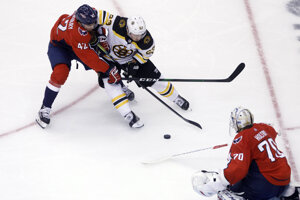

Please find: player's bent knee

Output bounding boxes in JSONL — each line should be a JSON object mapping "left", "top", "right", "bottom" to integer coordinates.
{"left": 50, "top": 64, "right": 70, "bottom": 86}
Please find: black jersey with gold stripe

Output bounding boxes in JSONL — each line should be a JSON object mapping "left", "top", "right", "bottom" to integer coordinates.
{"left": 98, "top": 10, "right": 155, "bottom": 65}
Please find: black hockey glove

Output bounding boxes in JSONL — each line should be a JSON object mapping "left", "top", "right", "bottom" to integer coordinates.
{"left": 89, "top": 26, "right": 110, "bottom": 55}
{"left": 123, "top": 59, "right": 139, "bottom": 82}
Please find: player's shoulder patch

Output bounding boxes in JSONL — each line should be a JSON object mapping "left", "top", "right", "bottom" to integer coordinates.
{"left": 135, "top": 31, "right": 154, "bottom": 50}
{"left": 112, "top": 16, "right": 127, "bottom": 37}
{"left": 78, "top": 27, "right": 88, "bottom": 36}
{"left": 233, "top": 136, "right": 243, "bottom": 144}
{"left": 72, "top": 21, "right": 91, "bottom": 43}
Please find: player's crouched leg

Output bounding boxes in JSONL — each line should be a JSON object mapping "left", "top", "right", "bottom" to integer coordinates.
{"left": 36, "top": 64, "right": 69, "bottom": 128}
{"left": 151, "top": 79, "right": 190, "bottom": 110}
{"left": 102, "top": 78, "right": 143, "bottom": 128}
{"left": 98, "top": 72, "right": 135, "bottom": 101}
{"left": 135, "top": 61, "right": 190, "bottom": 110}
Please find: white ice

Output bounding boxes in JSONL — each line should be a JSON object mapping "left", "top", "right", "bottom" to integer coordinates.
{"left": 0, "top": 0, "right": 299, "bottom": 199}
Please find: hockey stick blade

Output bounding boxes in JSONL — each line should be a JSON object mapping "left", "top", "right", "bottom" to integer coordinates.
{"left": 184, "top": 119, "right": 202, "bottom": 129}
{"left": 144, "top": 87, "right": 202, "bottom": 129}
{"left": 226, "top": 62, "right": 245, "bottom": 82}
{"left": 142, "top": 143, "right": 228, "bottom": 164}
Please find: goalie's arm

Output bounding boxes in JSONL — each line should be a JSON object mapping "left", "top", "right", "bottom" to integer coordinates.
{"left": 223, "top": 140, "right": 251, "bottom": 185}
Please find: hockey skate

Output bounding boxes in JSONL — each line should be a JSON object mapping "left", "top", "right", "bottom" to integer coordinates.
{"left": 36, "top": 105, "right": 51, "bottom": 129}
{"left": 173, "top": 95, "right": 190, "bottom": 110}
{"left": 122, "top": 85, "right": 135, "bottom": 101}
{"left": 124, "top": 111, "right": 144, "bottom": 128}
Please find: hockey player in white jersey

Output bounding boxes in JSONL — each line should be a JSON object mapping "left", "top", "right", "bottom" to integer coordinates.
{"left": 90, "top": 11, "right": 190, "bottom": 127}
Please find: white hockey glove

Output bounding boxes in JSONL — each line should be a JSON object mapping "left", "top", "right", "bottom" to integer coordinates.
{"left": 191, "top": 170, "right": 229, "bottom": 197}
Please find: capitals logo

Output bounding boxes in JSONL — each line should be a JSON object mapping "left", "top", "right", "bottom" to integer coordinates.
{"left": 78, "top": 27, "right": 88, "bottom": 36}
{"left": 233, "top": 136, "right": 243, "bottom": 144}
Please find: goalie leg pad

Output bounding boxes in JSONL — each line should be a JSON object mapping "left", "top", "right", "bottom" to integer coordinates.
{"left": 217, "top": 190, "right": 245, "bottom": 200}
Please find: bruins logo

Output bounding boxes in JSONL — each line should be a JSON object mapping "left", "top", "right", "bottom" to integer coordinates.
{"left": 119, "top": 19, "right": 126, "bottom": 28}
{"left": 113, "top": 45, "right": 133, "bottom": 58}
{"left": 144, "top": 35, "right": 151, "bottom": 44}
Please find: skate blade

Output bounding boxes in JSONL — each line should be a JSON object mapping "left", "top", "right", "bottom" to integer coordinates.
{"left": 131, "top": 121, "right": 144, "bottom": 128}
{"left": 35, "top": 118, "right": 48, "bottom": 129}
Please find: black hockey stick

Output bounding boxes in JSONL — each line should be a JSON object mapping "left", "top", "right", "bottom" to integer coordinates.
{"left": 142, "top": 86, "right": 202, "bottom": 129}
{"left": 121, "top": 62, "right": 245, "bottom": 83}
{"left": 96, "top": 44, "right": 202, "bottom": 129}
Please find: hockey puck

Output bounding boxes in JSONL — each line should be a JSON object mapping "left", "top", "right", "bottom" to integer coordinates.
{"left": 164, "top": 134, "right": 171, "bottom": 139}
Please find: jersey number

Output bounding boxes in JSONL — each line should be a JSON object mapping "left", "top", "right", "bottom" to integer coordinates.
{"left": 233, "top": 153, "right": 244, "bottom": 161}
{"left": 58, "top": 19, "right": 69, "bottom": 32}
{"left": 258, "top": 138, "right": 285, "bottom": 162}
{"left": 78, "top": 43, "right": 88, "bottom": 50}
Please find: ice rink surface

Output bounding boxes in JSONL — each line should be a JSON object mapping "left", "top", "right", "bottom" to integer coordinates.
{"left": 0, "top": 0, "right": 299, "bottom": 199}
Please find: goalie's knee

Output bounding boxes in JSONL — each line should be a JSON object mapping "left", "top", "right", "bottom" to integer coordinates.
{"left": 50, "top": 64, "right": 70, "bottom": 86}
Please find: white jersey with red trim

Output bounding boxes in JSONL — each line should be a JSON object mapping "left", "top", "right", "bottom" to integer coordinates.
{"left": 98, "top": 10, "right": 155, "bottom": 65}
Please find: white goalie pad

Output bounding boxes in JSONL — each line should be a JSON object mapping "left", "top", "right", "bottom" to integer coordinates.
{"left": 218, "top": 190, "right": 245, "bottom": 200}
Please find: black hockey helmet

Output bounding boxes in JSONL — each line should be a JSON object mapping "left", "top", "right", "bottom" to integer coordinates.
{"left": 75, "top": 4, "right": 98, "bottom": 25}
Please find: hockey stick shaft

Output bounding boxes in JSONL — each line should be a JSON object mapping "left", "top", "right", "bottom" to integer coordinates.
{"left": 143, "top": 87, "right": 202, "bottom": 129}
{"left": 122, "top": 63, "right": 245, "bottom": 82}
{"left": 142, "top": 143, "right": 228, "bottom": 164}
{"left": 97, "top": 44, "right": 202, "bottom": 129}
{"left": 172, "top": 143, "right": 228, "bottom": 157}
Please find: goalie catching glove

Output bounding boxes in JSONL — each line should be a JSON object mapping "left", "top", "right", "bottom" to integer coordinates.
{"left": 192, "top": 170, "right": 229, "bottom": 197}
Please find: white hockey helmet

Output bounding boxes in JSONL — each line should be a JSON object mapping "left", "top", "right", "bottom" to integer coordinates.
{"left": 126, "top": 16, "right": 147, "bottom": 41}
{"left": 230, "top": 106, "right": 254, "bottom": 133}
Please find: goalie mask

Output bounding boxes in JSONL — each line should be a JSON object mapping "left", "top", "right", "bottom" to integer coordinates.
{"left": 230, "top": 107, "right": 254, "bottom": 133}
{"left": 126, "top": 16, "right": 147, "bottom": 41}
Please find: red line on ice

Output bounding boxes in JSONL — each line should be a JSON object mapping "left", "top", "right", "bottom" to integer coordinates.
{"left": 285, "top": 126, "right": 300, "bottom": 131}
{"left": 244, "top": 0, "right": 299, "bottom": 182}
{"left": 0, "top": 85, "right": 98, "bottom": 138}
